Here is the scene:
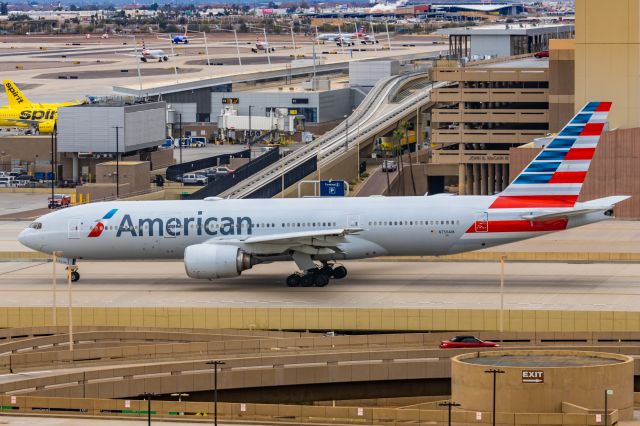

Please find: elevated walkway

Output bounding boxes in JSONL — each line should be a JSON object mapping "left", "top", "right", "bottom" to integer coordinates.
{"left": 219, "top": 73, "right": 448, "bottom": 199}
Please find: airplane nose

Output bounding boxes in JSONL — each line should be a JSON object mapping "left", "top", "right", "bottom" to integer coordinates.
{"left": 17, "top": 228, "right": 35, "bottom": 249}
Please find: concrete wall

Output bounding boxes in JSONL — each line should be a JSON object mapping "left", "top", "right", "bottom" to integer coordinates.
{"left": 94, "top": 161, "right": 150, "bottom": 196}
{"left": 470, "top": 34, "right": 511, "bottom": 57}
{"left": 510, "top": 128, "right": 640, "bottom": 219}
{"left": 575, "top": 0, "right": 640, "bottom": 129}
{"left": 58, "top": 102, "right": 166, "bottom": 154}
{"left": 452, "top": 350, "right": 634, "bottom": 419}
{"left": 349, "top": 60, "right": 399, "bottom": 87}
{"left": 548, "top": 39, "right": 576, "bottom": 133}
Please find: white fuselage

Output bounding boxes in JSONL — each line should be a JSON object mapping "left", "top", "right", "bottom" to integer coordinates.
{"left": 18, "top": 195, "right": 609, "bottom": 262}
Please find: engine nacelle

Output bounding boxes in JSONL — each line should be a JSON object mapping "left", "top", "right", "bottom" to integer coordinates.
{"left": 184, "top": 244, "right": 253, "bottom": 279}
{"left": 37, "top": 120, "right": 56, "bottom": 134}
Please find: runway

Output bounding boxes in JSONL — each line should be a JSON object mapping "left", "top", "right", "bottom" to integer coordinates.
{"left": 1, "top": 260, "right": 639, "bottom": 311}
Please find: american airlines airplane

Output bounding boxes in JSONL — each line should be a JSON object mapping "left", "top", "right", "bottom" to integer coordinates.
{"left": 18, "top": 102, "right": 627, "bottom": 287}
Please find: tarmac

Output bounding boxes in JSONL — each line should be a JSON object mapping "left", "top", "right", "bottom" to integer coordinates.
{"left": 1, "top": 216, "right": 640, "bottom": 311}
{"left": 0, "top": 34, "right": 446, "bottom": 104}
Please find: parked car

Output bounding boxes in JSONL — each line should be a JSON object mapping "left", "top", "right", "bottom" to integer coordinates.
{"left": 174, "top": 138, "right": 192, "bottom": 148}
{"left": 14, "top": 175, "right": 35, "bottom": 187}
{"left": 48, "top": 194, "right": 71, "bottom": 209}
{"left": 0, "top": 176, "right": 15, "bottom": 187}
{"left": 211, "top": 166, "right": 235, "bottom": 177}
{"left": 9, "top": 167, "right": 26, "bottom": 177}
{"left": 58, "top": 179, "right": 77, "bottom": 188}
{"left": 181, "top": 173, "right": 208, "bottom": 185}
{"left": 439, "top": 336, "right": 498, "bottom": 349}
{"left": 190, "top": 137, "right": 207, "bottom": 147}
{"left": 382, "top": 160, "right": 397, "bottom": 172}
{"left": 534, "top": 50, "right": 549, "bottom": 59}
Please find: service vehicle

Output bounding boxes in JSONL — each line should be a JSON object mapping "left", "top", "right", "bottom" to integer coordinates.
{"left": 181, "top": 173, "right": 208, "bottom": 185}
{"left": 382, "top": 160, "right": 397, "bottom": 172}
{"left": 47, "top": 194, "right": 71, "bottom": 209}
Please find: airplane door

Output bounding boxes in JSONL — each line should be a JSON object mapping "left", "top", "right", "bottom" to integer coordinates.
{"left": 68, "top": 219, "right": 81, "bottom": 239}
{"left": 474, "top": 212, "right": 489, "bottom": 233}
{"left": 347, "top": 215, "right": 360, "bottom": 228}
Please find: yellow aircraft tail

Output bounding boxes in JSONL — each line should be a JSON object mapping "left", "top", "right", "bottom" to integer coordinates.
{"left": 3, "top": 80, "right": 31, "bottom": 106}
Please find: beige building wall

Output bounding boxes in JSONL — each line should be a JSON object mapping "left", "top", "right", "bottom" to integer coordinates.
{"left": 548, "top": 39, "right": 576, "bottom": 133}
{"left": 575, "top": 0, "right": 640, "bottom": 129}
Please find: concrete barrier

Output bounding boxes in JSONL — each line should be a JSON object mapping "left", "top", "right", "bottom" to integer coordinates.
{"left": 0, "top": 395, "right": 620, "bottom": 425}
{"left": 0, "top": 306, "right": 638, "bottom": 332}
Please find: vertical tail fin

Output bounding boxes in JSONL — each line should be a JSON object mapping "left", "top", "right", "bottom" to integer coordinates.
{"left": 491, "top": 101, "right": 612, "bottom": 209}
{"left": 3, "top": 80, "right": 31, "bottom": 106}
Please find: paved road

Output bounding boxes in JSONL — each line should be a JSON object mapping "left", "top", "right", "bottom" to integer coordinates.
{"left": 1, "top": 260, "right": 640, "bottom": 311}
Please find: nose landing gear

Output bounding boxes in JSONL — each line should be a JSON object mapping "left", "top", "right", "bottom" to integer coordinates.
{"left": 65, "top": 263, "right": 80, "bottom": 282}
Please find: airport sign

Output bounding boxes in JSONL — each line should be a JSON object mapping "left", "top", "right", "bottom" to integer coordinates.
{"left": 320, "top": 180, "right": 346, "bottom": 197}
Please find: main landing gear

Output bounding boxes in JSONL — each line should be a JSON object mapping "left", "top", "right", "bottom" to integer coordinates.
{"left": 286, "top": 262, "right": 347, "bottom": 288}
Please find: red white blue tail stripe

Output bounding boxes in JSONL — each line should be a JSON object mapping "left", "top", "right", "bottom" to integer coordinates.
{"left": 490, "top": 101, "right": 611, "bottom": 209}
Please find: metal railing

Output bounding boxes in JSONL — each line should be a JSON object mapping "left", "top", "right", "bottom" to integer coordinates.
{"left": 165, "top": 149, "right": 251, "bottom": 182}
{"left": 186, "top": 147, "right": 281, "bottom": 199}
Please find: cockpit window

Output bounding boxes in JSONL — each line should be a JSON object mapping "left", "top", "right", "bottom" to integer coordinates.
{"left": 29, "top": 222, "right": 42, "bottom": 230}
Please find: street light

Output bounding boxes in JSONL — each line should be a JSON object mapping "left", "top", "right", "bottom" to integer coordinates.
{"left": 604, "top": 389, "right": 614, "bottom": 426}
{"left": 438, "top": 401, "right": 461, "bottom": 426}
{"left": 178, "top": 113, "right": 183, "bottom": 165}
{"left": 344, "top": 114, "right": 349, "bottom": 153}
{"left": 213, "top": 26, "right": 242, "bottom": 66}
{"left": 248, "top": 105, "right": 253, "bottom": 144}
{"left": 206, "top": 360, "right": 226, "bottom": 426}
{"left": 485, "top": 369, "right": 505, "bottom": 426}
{"left": 142, "top": 392, "right": 155, "bottom": 426}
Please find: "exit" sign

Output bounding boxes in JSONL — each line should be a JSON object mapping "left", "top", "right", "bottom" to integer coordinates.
{"left": 522, "top": 370, "right": 544, "bottom": 384}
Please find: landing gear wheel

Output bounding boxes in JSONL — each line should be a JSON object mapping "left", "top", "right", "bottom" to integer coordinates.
{"left": 286, "top": 274, "right": 301, "bottom": 287}
{"left": 313, "top": 272, "right": 330, "bottom": 287}
{"left": 300, "top": 273, "right": 315, "bottom": 287}
{"left": 332, "top": 266, "right": 347, "bottom": 280}
{"left": 71, "top": 271, "right": 80, "bottom": 282}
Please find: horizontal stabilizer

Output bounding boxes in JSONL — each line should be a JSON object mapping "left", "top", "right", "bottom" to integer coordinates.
{"left": 521, "top": 196, "right": 630, "bottom": 221}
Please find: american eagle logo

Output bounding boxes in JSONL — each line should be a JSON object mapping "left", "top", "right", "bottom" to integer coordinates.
{"left": 88, "top": 208, "right": 118, "bottom": 238}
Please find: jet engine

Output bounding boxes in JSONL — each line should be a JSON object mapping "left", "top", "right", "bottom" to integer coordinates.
{"left": 184, "top": 244, "right": 254, "bottom": 279}
{"left": 162, "top": 56, "right": 169, "bottom": 61}
{"left": 37, "top": 120, "right": 56, "bottom": 134}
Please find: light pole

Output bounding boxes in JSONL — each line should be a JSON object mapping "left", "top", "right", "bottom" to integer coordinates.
{"left": 178, "top": 113, "right": 183, "bottom": 164}
{"left": 344, "top": 115, "right": 349, "bottom": 153}
{"left": 248, "top": 105, "right": 252, "bottom": 143}
{"left": 485, "top": 369, "right": 505, "bottom": 426}
{"left": 113, "top": 126, "right": 121, "bottom": 199}
{"left": 50, "top": 131, "right": 55, "bottom": 205}
{"left": 206, "top": 360, "right": 226, "bottom": 426}
{"left": 604, "top": 389, "right": 613, "bottom": 426}
{"left": 438, "top": 401, "right": 461, "bottom": 426}
{"left": 142, "top": 392, "right": 155, "bottom": 425}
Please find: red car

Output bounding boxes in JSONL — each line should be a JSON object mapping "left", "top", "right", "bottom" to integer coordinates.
{"left": 534, "top": 50, "right": 549, "bottom": 59}
{"left": 439, "top": 336, "right": 498, "bottom": 349}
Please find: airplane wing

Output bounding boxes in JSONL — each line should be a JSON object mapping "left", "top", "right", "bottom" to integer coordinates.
{"left": 205, "top": 228, "right": 363, "bottom": 255}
